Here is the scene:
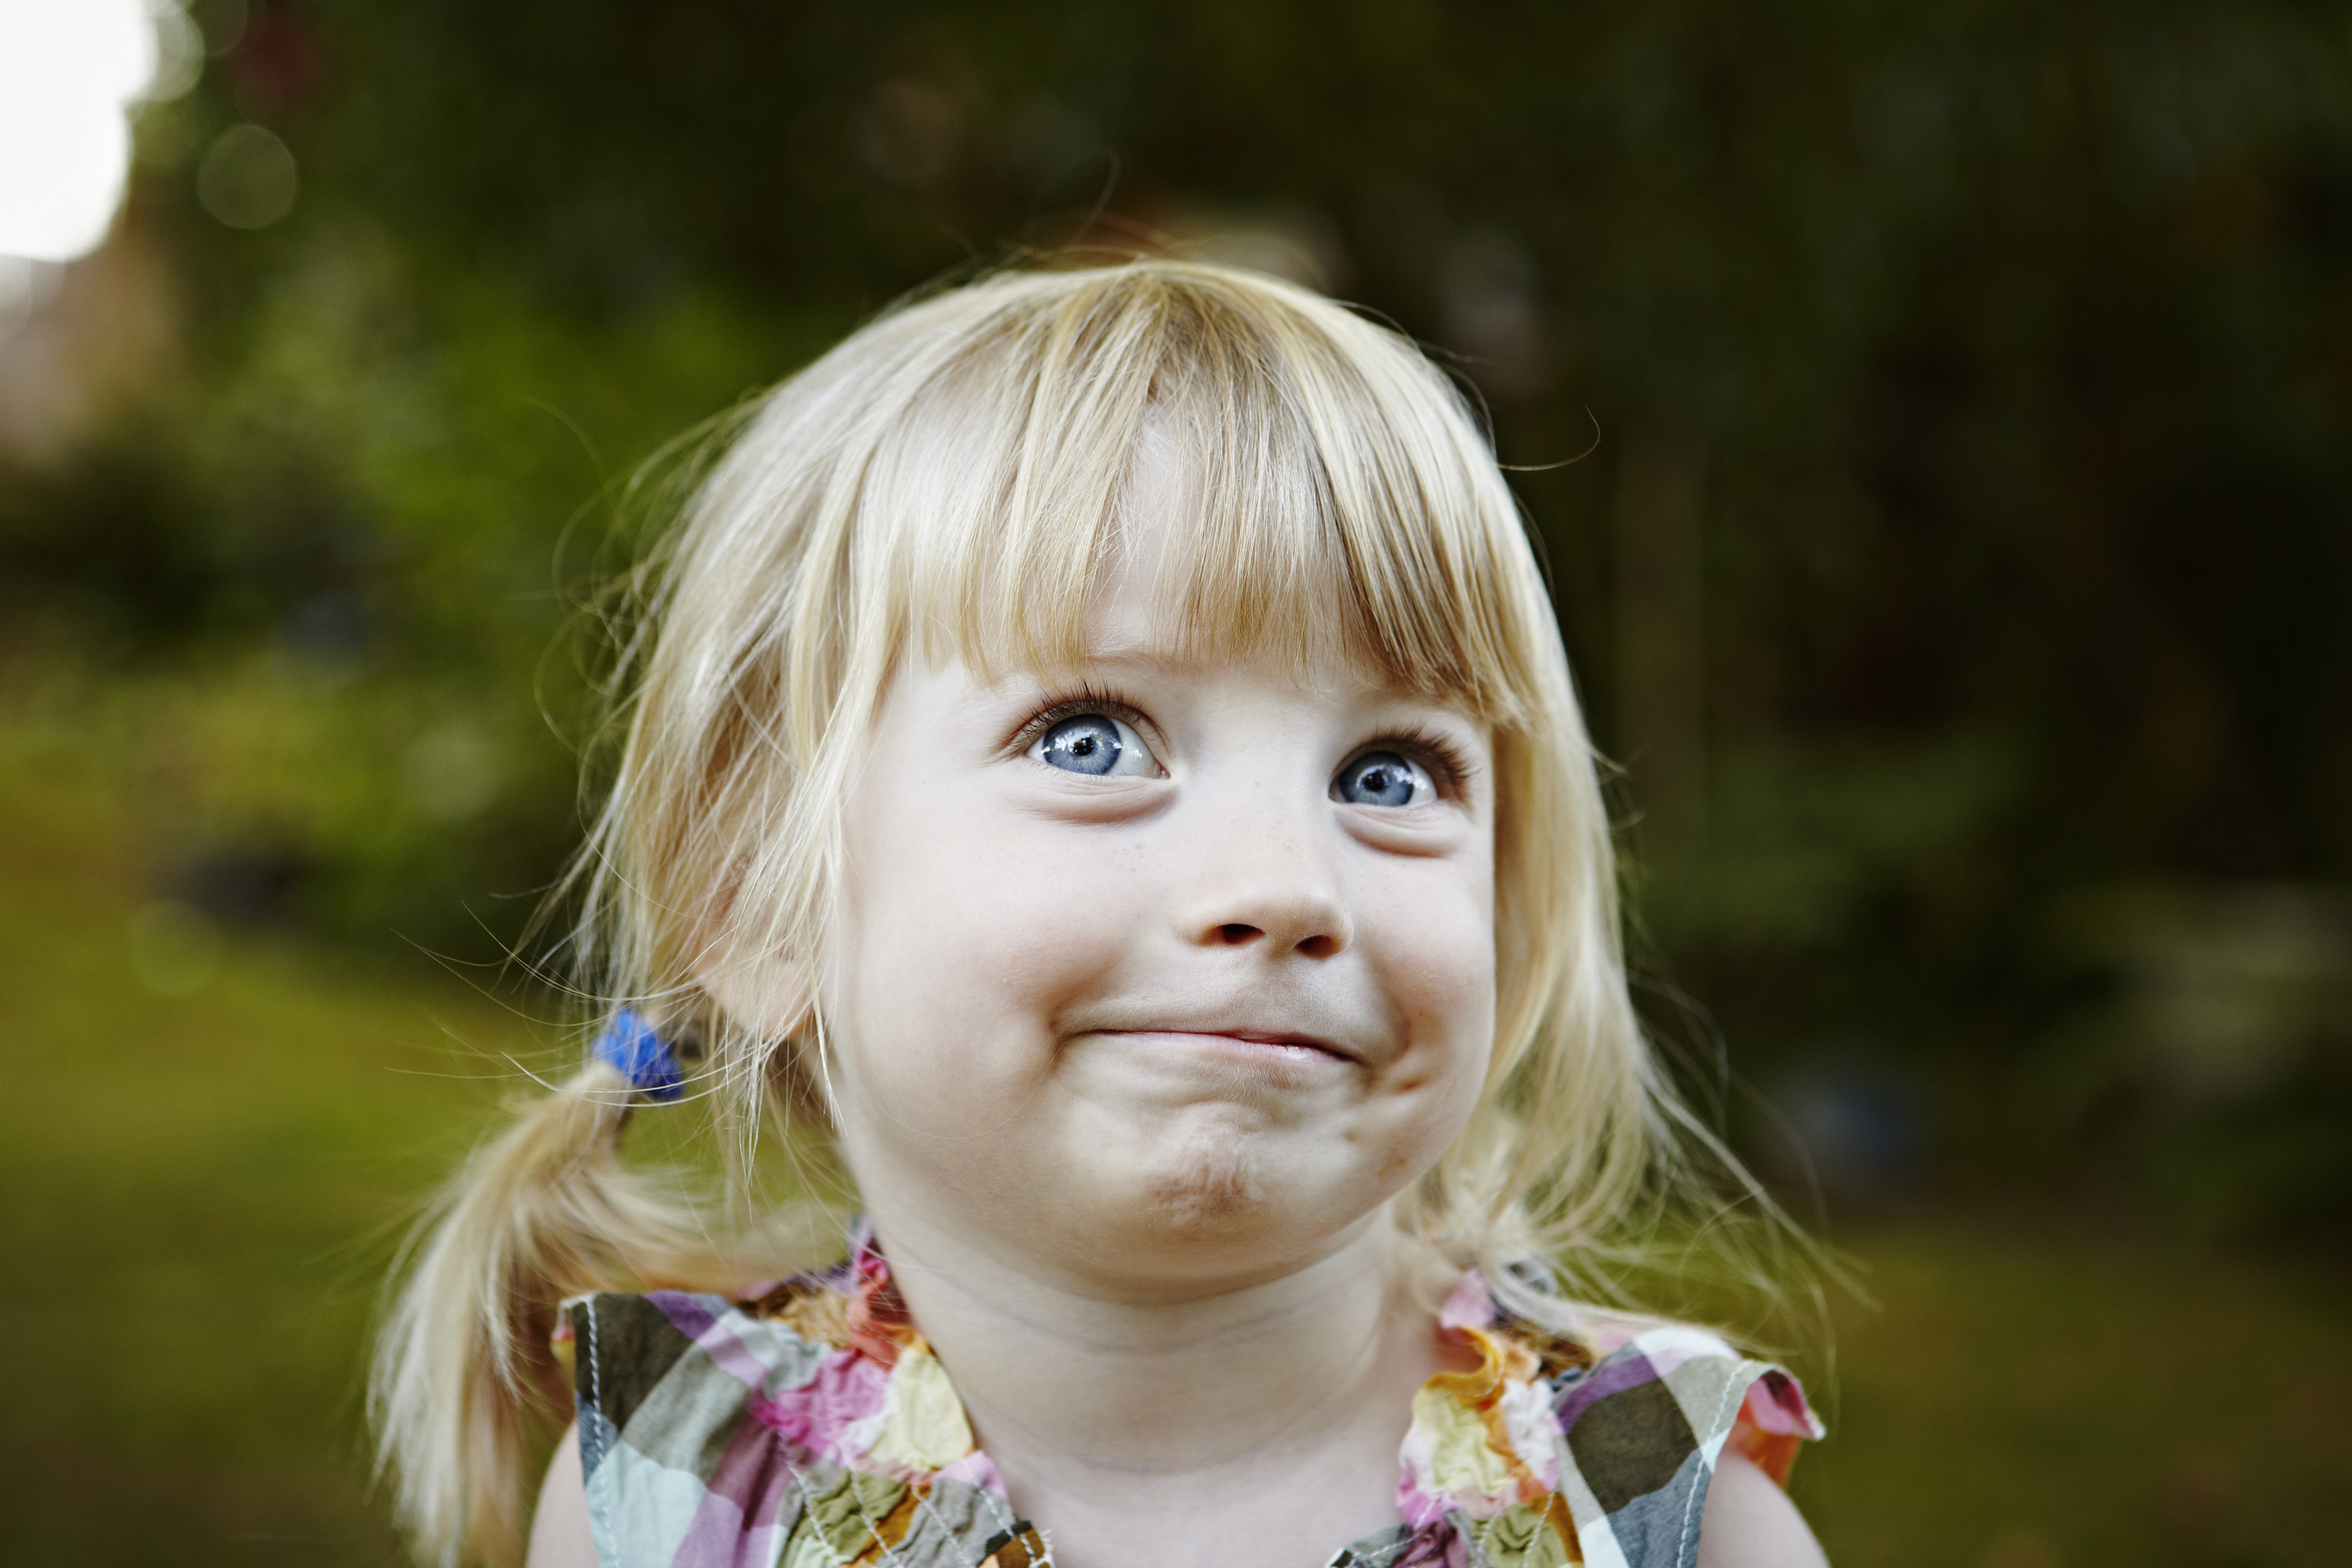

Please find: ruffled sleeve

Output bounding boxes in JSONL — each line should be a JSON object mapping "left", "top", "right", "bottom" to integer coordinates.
{"left": 1549, "top": 1323, "right": 1824, "bottom": 1568}
{"left": 1723, "top": 1367, "right": 1820, "bottom": 1487}
{"left": 1394, "top": 1271, "right": 1823, "bottom": 1568}
{"left": 563, "top": 1289, "right": 832, "bottom": 1568}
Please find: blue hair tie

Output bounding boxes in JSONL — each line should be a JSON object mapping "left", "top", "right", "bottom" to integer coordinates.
{"left": 591, "top": 1009, "right": 684, "bottom": 1102}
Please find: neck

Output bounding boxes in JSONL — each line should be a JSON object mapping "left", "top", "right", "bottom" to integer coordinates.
{"left": 869, "top": 1204, "right": 1453, "bottom": 1477}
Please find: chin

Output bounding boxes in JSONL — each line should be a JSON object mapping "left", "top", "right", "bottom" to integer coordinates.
{"left": 1139, "top": 1120, "right": 1271, "bottom": 1228}
{"left": 1058, "top": 1129, "right": 1399, "bottom": 1288}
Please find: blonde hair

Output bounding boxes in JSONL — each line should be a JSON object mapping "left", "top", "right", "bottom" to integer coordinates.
{"left": 374, "top": 258, "right": 1772, "bottom": 1566}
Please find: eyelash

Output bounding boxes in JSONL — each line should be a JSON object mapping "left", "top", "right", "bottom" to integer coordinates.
{"left": 1011, "top": 687, "right": 1474, "bottom": 797}
{"left": 1372, "top": 724, "right": 1474, "bottom": 798}
{"left": 1009, "top": 684, "right": 1158, "bottom": 756}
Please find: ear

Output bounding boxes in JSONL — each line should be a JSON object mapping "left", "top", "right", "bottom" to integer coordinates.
{"left": 690, "top": 912, "right": 813, "bottom": 1040}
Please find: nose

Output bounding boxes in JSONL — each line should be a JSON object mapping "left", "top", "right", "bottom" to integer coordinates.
{"left": 1181, "top": 833, "right": 1353, "bottom": 960}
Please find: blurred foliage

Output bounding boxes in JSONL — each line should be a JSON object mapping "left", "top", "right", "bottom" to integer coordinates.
{"left": 4, "top": 0, "right": 2351, "bottom": 1240}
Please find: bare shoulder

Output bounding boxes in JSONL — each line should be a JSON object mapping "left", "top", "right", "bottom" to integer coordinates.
{"left": 1696, "top": 1450, "right": 1828, "bottom": 1568}
{"left": 525, "top": 1424, "right": 599, "bottom": 1568}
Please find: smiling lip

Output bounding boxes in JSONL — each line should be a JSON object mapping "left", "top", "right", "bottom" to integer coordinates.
{"left": 1101, "top": 1029, "right": 1358, "bottom": 1065}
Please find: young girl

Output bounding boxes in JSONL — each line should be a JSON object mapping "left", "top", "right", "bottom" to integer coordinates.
{"left": 375, "top": 259, "right": 1827, "bottom": 1568}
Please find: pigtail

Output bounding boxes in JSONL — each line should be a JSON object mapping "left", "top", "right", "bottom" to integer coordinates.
{"left": 372, "top": 1059, "right": 728, "bottom": 1568}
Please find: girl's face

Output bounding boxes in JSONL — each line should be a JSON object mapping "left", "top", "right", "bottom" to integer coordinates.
{"left": 810, "top": 503, "right": 1497, "bottom": 1296}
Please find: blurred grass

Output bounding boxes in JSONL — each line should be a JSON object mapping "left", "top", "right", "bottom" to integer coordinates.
{"left": 1, "top": 704, "right": 2345, "bottom": 1566}
{"left": 0, "top": 702, "right": 531, "bottom": 1562}
{"left": 1789, "top": 1221, "right": 2350, "bottom": 1565}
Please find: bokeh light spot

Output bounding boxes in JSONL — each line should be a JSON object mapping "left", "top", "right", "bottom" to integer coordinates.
{"left": 197, "top": 122, "right": 297, "bottom": 230}
{"left": 0, "top": 0, "right": 187, "bottom": 264}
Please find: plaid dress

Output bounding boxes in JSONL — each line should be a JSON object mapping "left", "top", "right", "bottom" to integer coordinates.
{"left": 557, "top": 1229, "right": 1819, "bottom": 1568}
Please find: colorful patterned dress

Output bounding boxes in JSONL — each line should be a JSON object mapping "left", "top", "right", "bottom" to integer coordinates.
{"left": 556, "top": 1229, "right": 1820, "bottom": 1568}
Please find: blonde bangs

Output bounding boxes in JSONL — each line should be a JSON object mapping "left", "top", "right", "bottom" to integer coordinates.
{"left": 848, "top": 265, "right": 1548, "bottom": 728}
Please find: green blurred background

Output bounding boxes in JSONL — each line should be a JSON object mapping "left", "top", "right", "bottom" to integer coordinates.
{"left": 3, "top": 0, "right": 2350, "bottom": 1561}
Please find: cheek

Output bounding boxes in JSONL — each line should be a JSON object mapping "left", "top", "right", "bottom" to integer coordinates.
{"left": 1376, "top": 855, "right": 1496, "bottom": 1054}
{"left": 829, "top": 786, "right": 1143, "bottom": 1124}
{"left": 1361, "top": 868, "right": 1498, "bottom": 1164}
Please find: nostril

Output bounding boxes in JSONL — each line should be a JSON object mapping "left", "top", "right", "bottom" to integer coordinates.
{"left": 1218, "top": 923, "right": 1261, "bottom": 945}
{"left": 1294, "top": 935, "right": 1339, "bottom": 959}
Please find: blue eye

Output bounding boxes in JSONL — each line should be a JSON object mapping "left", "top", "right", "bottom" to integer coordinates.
{"left": 1030, "top": 713, "right": 1156, "bottom": 777}
{"left": 1333, "top": 750, "right": 1433, "bottom": 808}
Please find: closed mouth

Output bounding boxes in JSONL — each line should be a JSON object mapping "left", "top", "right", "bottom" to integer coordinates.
{"left": 1104, "top": 1029, "right": 1359, "bottom": 1066}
